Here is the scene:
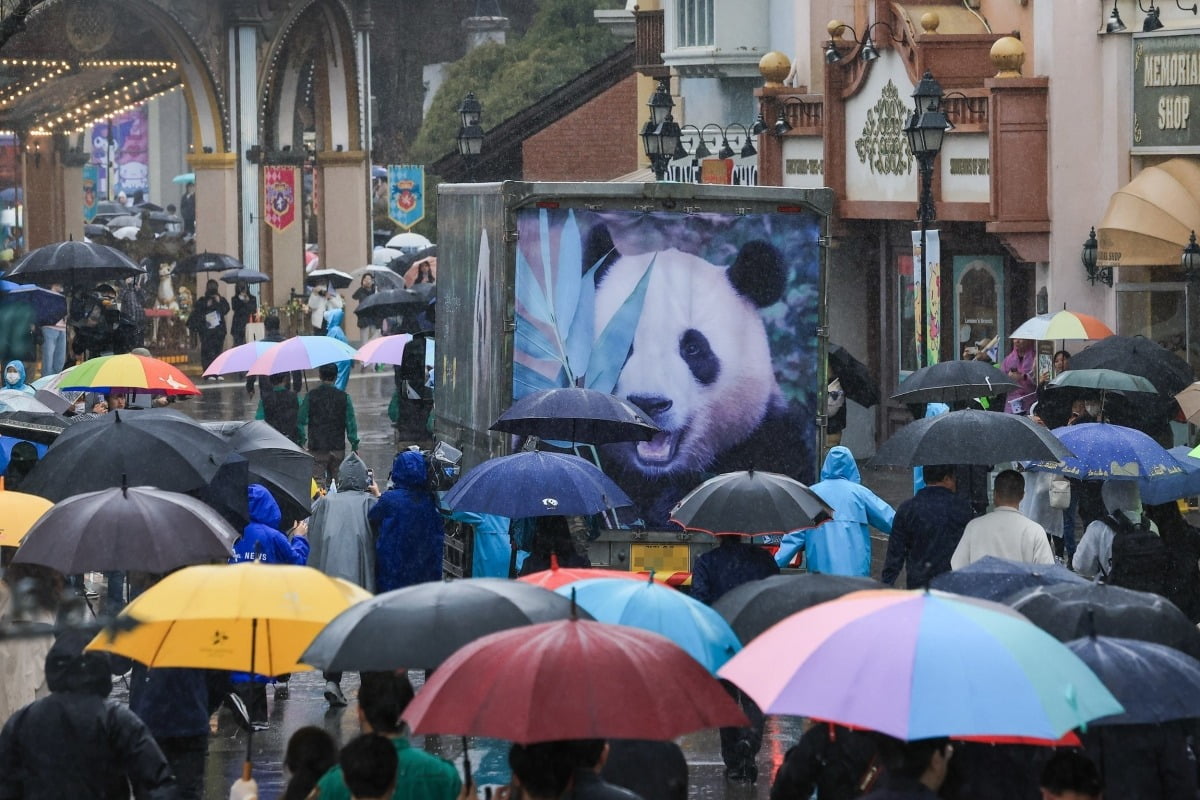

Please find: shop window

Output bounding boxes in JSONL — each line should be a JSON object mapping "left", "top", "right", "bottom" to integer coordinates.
{"left": 953, "top": 256, "right": 1005, "bottom": 363}
{"left": 1116, "top": 282, "right": 1200, "bottom": 373}
{"left": 676, "top": 0, "right": 713, "bottom": 47}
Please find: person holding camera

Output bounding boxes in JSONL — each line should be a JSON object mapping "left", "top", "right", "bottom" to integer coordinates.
{"left": 307, "top": 279, "right": 343, "bottom": 336}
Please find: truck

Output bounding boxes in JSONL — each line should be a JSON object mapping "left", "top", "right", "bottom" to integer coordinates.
{"left": 434, "top": 181, "right": 833, "bottom": 579}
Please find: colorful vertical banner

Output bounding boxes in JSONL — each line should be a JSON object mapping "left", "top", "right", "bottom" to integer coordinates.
{"left": 263, "top": 165, "right": 298, "bottom": 231}
{"left": 912, "top": 229, "right": 942, "bottom": 366}
{"left": 89, "top": 108, "right": 149, "bottom": 200}
{"left": 388, "top": 164, "right": 425, "bottom": 230}
{"left": 82, "top": 164, "right": 99, "bottom": 222}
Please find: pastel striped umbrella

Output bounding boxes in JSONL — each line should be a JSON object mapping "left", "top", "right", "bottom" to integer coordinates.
{"left": 245, "top": 336, "right": 357, "bottom": 376}
{"left": 57, "top": 353, "right": 199, "bottom": 396}
{"left": 1010, "top": 310, "right": 1113, "bottom": 341}
{"left": 203, "top": 340, "right": 278, "bottom": 376}
{"left": 718, "top": 589, "right": 1121, "bottom": 741}
{"left": 353, "top": 334, "right": 413, "bottom": 366}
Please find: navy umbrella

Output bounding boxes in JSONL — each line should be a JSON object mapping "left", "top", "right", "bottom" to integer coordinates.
{"left": 1025, "top": 422, "right": 1177, "bottom": 480}
{"left": 929, "top": 555, "right": 1089, "bottom": 602}
{"left": 443, "top": 451, "right": 632, "bottom": 518}
{"left": 0, "top": 280, "right": 65, "bottom": 325}
{"left": 1139, "top": 446, "right": 1200, "bottom": 505}
{"left": 491, "top": 387, "right": 660, "bottom": 445}
{"left": 1066, "top": 635, "right": 1200, "bottom": 724}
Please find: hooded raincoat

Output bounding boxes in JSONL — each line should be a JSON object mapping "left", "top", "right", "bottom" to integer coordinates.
{"left": 307, "top": 453, "right": 378, "bottom": 591}
{"left": 775, "top": 446, "right": 895, "bottom": 573}
{"left": 369, "top": 450, "right": 445, "bottom": 591}
{"left": 324, "top": 308, "right": 352, "bottom": 391}
{"left": 1072, "top": 480, "right": 1158, "bottom": 579}
{"left": 231, "top": 483, "right": 309, "bottom": 565}
{"left": 3, "top": 359, "right": 33, "bottom": 395}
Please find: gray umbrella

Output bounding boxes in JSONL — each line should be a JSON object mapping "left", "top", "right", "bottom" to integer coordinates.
{"left": 891, "top": 360, "right": 1018, "bottom": 404}
{"left": 870, "top": 408, "right": 1074, "bottom": 466}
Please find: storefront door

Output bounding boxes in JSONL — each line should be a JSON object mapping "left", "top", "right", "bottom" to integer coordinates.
{"left": 953, "top": 256, "right": 1005, "bottom": 363}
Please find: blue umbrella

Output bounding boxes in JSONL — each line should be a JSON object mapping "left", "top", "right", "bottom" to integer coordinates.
{"left": 930, "top": 555, "right": 1088, "bottom": 602}
{"left": 443, "top": 451, "right": 632, "bottom": 518}
{"left": 1066, "top": 635, "right": 1200, "bottom": 724}
{"left": 559, "top": 576, "right": 742, "bottom": 673}
{"left": 172, "top": 172, "right": 195, "bottom": 185}
{"left": 0, "top": 187, "right": 23, "bottom": 204}
{"left": 371, "top": 165, "right": 387, "bottom": 180}
{"left": 1026, "top": 422, "right": 1179, "bottom": 480}
{"left": 0, "top": 280, "right": 66, "bottom": 325}
{"left": 1139, "top": 446, "right": 1200, "bottom": 505}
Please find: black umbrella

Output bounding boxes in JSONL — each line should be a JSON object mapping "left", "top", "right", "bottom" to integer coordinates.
{"left": 891, "top": 361, "right": 1018, "bottom": 404}
{"left": 20, "top": 408, "right": 232, "bottom": 501}
{"left": 928, "top": 556, "right": 1089, "bottom": 602}
{"left": 0, "top": 410, "right": 83, "bottom": 444}
{"left": 828, "top": 344, "right": 880, "bottom": 407}
{"left": 83, "top": 223, "right": 110, "bottom": 239}
{"left": 300, "top": 577, "right": 589, "bottom": 671}
{"left": 12, "top": 482, "right": 238, "bottom": 574}
{"left": 390, "top": 244, "right": 438, "bottom": 272}
{"left": 355, "top": 288, "right": 429, "bottom": 320}
{"left": 712, "top": 573, "right": 881, "bottom": 642}
{"left": 305, "top": 268, "right": 354, "bottom": 289}
{"left": 870, "top": 408, "right": 1073, "bottom": 467}
{"left": 1069, "top": 335, "right": 1194, "bottom": 396}
{"left": 202, "top": 420, "right": 314, "bottom": 522}
{"left": 196, "top": 452, "right": 251, "bottom": 528}
{"left": 174, "top": 251, "right": 244, "bottom": 274}
{"left": 7, "top": 240, "right": 144, "bottom": 287}
{"left": 668, "top": 470, "right": 834, "bottom": 536}
{"left": 490, "top": 388, "right": 660, "bottom": 444}
{"left": 219, "top": 268, "right": 270, "bottom": 285}
{"left": 1008, "top": 582, "right": 1200, "bottom": 660}
{"left": 1066, "top": 635, "right": 1200, "bottom": 725}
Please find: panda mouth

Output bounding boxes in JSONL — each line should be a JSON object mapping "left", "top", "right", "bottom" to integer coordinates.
{"left": 635, "top": 430, "right": 681, "bottom": 464}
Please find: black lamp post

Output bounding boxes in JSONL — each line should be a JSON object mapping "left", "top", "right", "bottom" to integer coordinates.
{"left": 641, "top": 80, "right": 681, "bottom": 181}
{"left": 902, "top": 70, "right": 950, "bottom": 368}
{"left": 1182, "top": 230, "right": 1200, "bottom": 281}
{"left": 1081, "top": 226, "right": 1112, "bottom": 287}
{"left": 457, "top": 92, "right": 484, "bottom": 181}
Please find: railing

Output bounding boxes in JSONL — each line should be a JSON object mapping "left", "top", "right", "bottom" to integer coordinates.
{"left": 944, "top": 93, "right": 989, "bottom": 133}
{"left": 634, "top": 9, "right": 669, "bottom": 79}
{"left": 778, "top": 94, "right": 824, "bottom": 136}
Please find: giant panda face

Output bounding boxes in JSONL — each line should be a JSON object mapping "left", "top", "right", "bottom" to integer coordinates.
{"left": 594, "top": 241, "right": 786, "bottom": 478}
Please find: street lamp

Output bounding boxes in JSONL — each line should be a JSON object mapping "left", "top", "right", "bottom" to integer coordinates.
{"left": 641, "top": 80, "right": 681, "bottom": 181}
{"left": 456, "top": 92, "right": 484, "bottom": 181}
{"left": 1081, "top": 226, "right": 1112, "bottom": 287}
{"left": 1182, "top": 230, "right": 1200, "bottom": 281}
{"left": 903, "top": 71, "right": 951, "bottom": 368}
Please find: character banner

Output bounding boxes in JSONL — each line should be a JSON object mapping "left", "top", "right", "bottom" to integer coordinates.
{"left": 82, "top": 164, "right": 99, "bottom": 223}
{"left": 388, "top": 165, "right": 425, "bottom": 229}
{"left": 263, "top": 166, "right": 297, "bottom": 232}
{"left": 912, "top": 229, "right": 942, "bottom": 366}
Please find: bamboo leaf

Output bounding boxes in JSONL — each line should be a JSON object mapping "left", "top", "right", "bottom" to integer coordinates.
{"left": 553, "top": 210, "right": 583, "bottom": 341}
{"left": 586, "top": 255, "right": 655, "bottom": 394}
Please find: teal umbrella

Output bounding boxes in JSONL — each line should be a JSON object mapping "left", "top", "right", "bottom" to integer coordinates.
{"left": 172, "top": 172, "right": 195, "bottom": 185}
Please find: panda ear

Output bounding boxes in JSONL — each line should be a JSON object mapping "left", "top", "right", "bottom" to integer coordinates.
{"left": 583, "top": 224, "right": 620, "bottom": 282}
{"left": 727, "top": 241, "right": 786, "bottom": 308}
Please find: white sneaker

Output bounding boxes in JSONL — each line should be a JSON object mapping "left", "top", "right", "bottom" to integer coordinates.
{"left": 323, "top": 680, "right": 347, "bottom": 707}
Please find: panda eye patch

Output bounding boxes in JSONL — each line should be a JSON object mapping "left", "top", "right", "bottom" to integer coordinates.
{"left": 679, "top": 328, "right": 719, "bottom": 385}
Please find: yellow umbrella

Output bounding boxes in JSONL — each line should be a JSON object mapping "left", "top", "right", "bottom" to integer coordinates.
{"left": 0, "top": 490, "right": 53, "bottom": 547}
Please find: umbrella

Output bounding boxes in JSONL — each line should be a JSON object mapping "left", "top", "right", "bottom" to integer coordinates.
{"left": 558, "top": 576, "right": 742, "bottom": 673}
{"left": 1048, "top": 369, "right": 1156, "bottom": 393}
{"left": 372, "top": 247, "right": 402, "bottom": 266}
{"left": 491, "top": 388, "right": 661, "bottom": 445}
{"left": 305, "top": 268, "right": 354, "bottom": 289}
{"left": 7, "top": 240, "right": 144, "bottom": 287}
{"left": 401, "top": 256, "right": 438, "bottom": 287}
{"left": 1066, "top": 635, "right": 1200, "bottom": 725}
{"left": 202, "top": 341, "right": 278, "bottom": 376}
{"left": 1177, "top": 381, "right": 1200, "bottom": 424}
{"left": 83, "top": 223, "right": 110, "bottom": 240}
{"left": 219, "top": 268, "right": 270, "bottom": 285}
{"left": 1008, "top": 582, "right": 1200, "bottom": 660}
{"left": 0, "top": 280, "right": 66, "bottom": 326}
{"left": 891, "top": 361, "right": 1018, "bottom": 404}
{"left": 0, "top": 186, "right": 22, "bottom": 203}
{"left": 351, "top": 265, "right": 406, "bottom": 291}
{"left": 111, "top": 226, "right": 139, "bottom": 242}
{"left": 371, "top": 165, "right": 387, "bottom": 180}
{"left": 174, "top": 251, "right": 244, "bottom": 274}
{"left": 401, "top": 617, "right": 748, "bottom": 742}
{"left": 172, "top": 172, "right": 196, "bottom": 184}
{"left": 1069, "top": 335, "right": 1194, "bottom": 396}
{"left": 387, "top": 232, "right": 432, "bottom": 252}
{"left": 12, "top": 483, "right": 238, "bottom": 573}
{"left": 352, "top": 333, "right": 414, "bottom": 366}
{"left": 443, "top": 451, "right": 632, "bottom": 518}
{"left": 871, "top": 408, "right": 1074, "bottom": 467}
{"left": 517, "top": 563, "right": 647, "bottom": 591}
{"left": 33, "top": 388, "right": 77, "bottom": 415}
{"left": 56, "top": 353, "right": 200, "bottom": 396}
{"left": 1024, "top": 422, "right": 1178, "bottom": 480}
{"left": 828, "top": 344, "right": 880, "bottom": 407}
{"left": 1010, "top": 310, "right": 1114, "bottom": 341}
{"left": 1140, "top": 446, "right": 1200, "bottom": 505}
{"left": 0, "top": 390, "right": 54, "bottom": 414}
{"left": 202, "top": 420, "right": 315, "bottom": 522}
{"left": 0, "top": 490, "right": 53, "bottom": 547}
{"left": 20, "top": 408, "right": 233, "bottom": 501}
{"left": 0, "top": 410, "right": 79, "bottom": 444}
{"left": 105, "top": 215, "right": 141, "bottom": 230}
{"left": 669, "top": 470, "right": 834, "bottom": 536}
{"left": 712, "top": 573, "right": 883, "bottom": 643}
{"left": 246, "top": 336, "right": 357, "bottom": 376}
{"left": 301, "top": 577, "right": 586, "bottom": 672}
{"left": 354, "top": 288, "right": 428, "bottom": 320}
{"left": 717, "top": 589, "right": 1122, "bottom": 741}
{"left": 928, "top": 556, "right": 1089, "bottom": 602}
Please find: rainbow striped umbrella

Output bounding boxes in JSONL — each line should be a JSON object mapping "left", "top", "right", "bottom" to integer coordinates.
{"left": 245, "top": 336, "right": 357, "bottom": 376}
{"left": 718, "top": 589, "right": 1121, "bottom": 741}
{"left": 203, "top": 340, "right": 278, "bottom": 376}
{"left": 1010, "top": 310, "right": 1113, "bottom": 341}
{"left": 353, "top": 334, "right": 413, "bottom": 366}
{"left": 57, "top": 354, "right": 199, "bottom": 396}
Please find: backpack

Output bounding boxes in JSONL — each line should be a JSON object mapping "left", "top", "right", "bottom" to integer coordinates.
{"left": 1104, "top": 512, "right": 1169, "bottom": 595}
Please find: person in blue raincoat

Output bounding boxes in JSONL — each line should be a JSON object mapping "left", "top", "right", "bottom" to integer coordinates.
{"left": 3, "top": 360, "right": 34, "bottom": 395}
{"left": 369, "top": 450, "right": 445, "bottom": 591}
{"left": 775, "top": 445, "right": 895, "bottom": 574}
{"left": 231, "top": 484, "right": 309, "bottom": 565}
{"left": 443, "top": 509, "right": 512, "bottom": 578}
{"left": 324, "top": 308, "right": 352, "bottom": 391}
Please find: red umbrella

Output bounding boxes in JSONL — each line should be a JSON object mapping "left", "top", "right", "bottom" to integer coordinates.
{"left": 516, "top": 554, "right": 645, "bottom": 591}
{"left": 402, "top": 617, "right": 747, "bottom": 743}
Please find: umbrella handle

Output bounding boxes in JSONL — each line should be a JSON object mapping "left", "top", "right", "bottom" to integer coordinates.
{"left": 242, "top": 761, "right": 252, "bottom": 782}
{"left": 462, "top": 735, "right": 472, "bottom": 788}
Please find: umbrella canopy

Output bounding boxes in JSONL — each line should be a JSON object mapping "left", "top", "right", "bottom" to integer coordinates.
{"left": 354, "top": 288, "right": 428, "bottom": 320}
{"left": 718, "top": 589, "right": 1122, "bottom": 741}
{"left": 57, "top": 353, "right": 199, "bottom": 396}
{"left": 891, "top": 361, "right": 1018, "bottom": 404}
{"left": 172, "top": 172, "right": 196, "bottom": 184}
{"left": 352, "top": 334, "right": 414, "bottom": 366}
{"left": 202, "top": 420, "right": 315, "bottom": 522}
{"left": 1011, "top": 310, "right": 1114, "bottom": 341}
{"left": 20, "top": 408, "right": 232, "bottom": 500}
{"left": 491, "top": 388, "right": 661, "bottom": 445}
{"left": 712, "top": 573, "right": 883, "bottom": 643}
{"left": 828, "top": 344, "right": 880, "bottom": 407}
{"left": 669, "top": 470, "right": 834, "bottom": 536}
{"left": 305, "top": 268, "right": 354, "bottom": 289}
{"left": 202, "top": 341, "right": 278, "bottom": 376}
{"left": 871, "top": 409, "right": 1073, "bottom": 467}
{"left": 1177, "top": 381, "right": 1200, "bottom": 424}
{"left": 372, "top": 247, "right": 402, "bottom": 266}
{"left": 1025, "top": 422, "right": 1178, "bottom": 480}
{"left": 558, "top": 576, "right": 742, "bottom": 673}
{"left": 174, "top": 251, "right": 244, "bottom": 274}
{"left": 7, "top": 240, "right": 144, "bottom": 287}
{"left": 387, "top": 232, "right": 432, "bottom": 252}
{"left": 517, "top": 563, "right": 646, "bottom": 591}
{"left": 1140, "top": 446, "right": 1200, "bottom": 505}
{"left": 111, "top": 227, "right": 139, "bottom": 242}
{"left": 0, "top": 410, "right": 80, "bottom": 444}
{"left": 1008, "top": 582, "right": 1200, "bottom": 660}
{"left": 219, "top": 268, "right": 269, "bottom": 285}
{"left": 928, "top": 556, "right": 1089, "bottom": 603}
{"left": 0, "top": 390, "right": 54, "bottom": 414}
{"left": 105, "top": 215, "right": 141, "bottom": 230}
{"left": 301, "top": 577, "right": 586, "bottom": 672}
{"left": 245, "top": 336, "right": 358, "bottom": 376}
{"left": 1048, "top": 369, "right": 1156, "bottom": 394}
{"left": 443, "top": 451, "right": 632, "bottom": 518}
{"left": 1066, "top": 635, "right": 1200, "bottom": 726}
{"left": 0, "top": 490, "right": 53, "bottom": 547}
{"left": 1069, "top": 335, "right": 1194, "bottom": 396}
{"left": 12, "top": 484, "right": 238, "bottom": 573}
{"left": 351, "top": 265, "right": 407, "bottom": 291}
{"left": 401, "top": 617, "right": 748, "bottom": 742}
{"left": 0, "top": 280, "right": 66, "bottom": 326}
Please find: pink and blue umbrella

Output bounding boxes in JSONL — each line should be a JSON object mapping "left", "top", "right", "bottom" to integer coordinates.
{"left": 245, "top": 336, "right": 357, "bottom": 376}
{"left": 203, "top": 341, "right": 279, "bottom": 377}
{"left": 717, "top": 589, "right": 1122, "bottom": 741}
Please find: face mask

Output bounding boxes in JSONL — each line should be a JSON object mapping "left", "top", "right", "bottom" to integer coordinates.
{"left": 5, "top": 370, "right": 18, "bottom": 385}
{"left": 1085, "top": 403, "right": 1101, "bottom": 417}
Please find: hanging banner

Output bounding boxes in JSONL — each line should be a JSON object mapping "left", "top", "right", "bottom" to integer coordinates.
{"left": 82, "top": 164, "right": 99, "bottom": 222}
{"left": 263, "top": 165, "right": 297, "bottom": 232}
{"left": 388, "top": 164, "right": 425, "bottom": 229}
{"left": 912, "top": 229, "right": 942, "bottom": 366}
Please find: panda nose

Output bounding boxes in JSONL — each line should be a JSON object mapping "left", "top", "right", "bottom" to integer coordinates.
{"left": 627, "top": 394, "right": 673, "bottom": 419}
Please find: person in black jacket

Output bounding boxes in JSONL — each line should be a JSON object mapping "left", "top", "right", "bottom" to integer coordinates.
{"left": 256, "top": 372, "right": 301, "bottom": 443}
{"left": 0, "top": 629, "right": 175, "bottom": 800}
{"left": 230, "top": 280, "right": 257, "bottom": 347}
{"left": 299, "top": 363, "right": 360, "bottom": 489}
{"left": 188, "top": 279, "right": 229, "bottom": 376}
{"left": 1145, "top": 501, "right": 1200, "bottom": 622}
{"left": 771, "top": 724, "right": 882, "bottom": 800}
{"left": 882, "top": 464, "right": 973, "bottom": 589}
